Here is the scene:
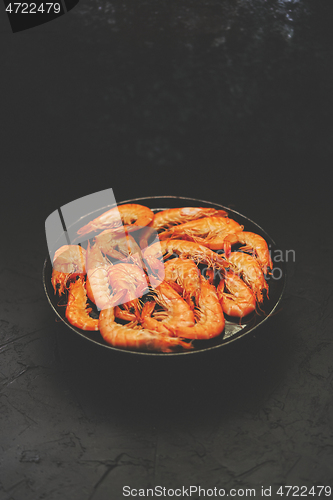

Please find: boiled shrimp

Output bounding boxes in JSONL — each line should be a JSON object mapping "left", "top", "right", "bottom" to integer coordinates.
{"left": 170, "top": 276, "right": 225, "bottom": 340}
{"left": 65, "top": 277, "right": 99, "bottom": 331}
{"left": 107, "top": 262, "right": 149, "bottom": 319}
{"left": 108, "top": 262, "right": 149, "bottom": 302}
{"left": 163, "top": 258, "right": 202, "bottom": 307}
{"left": 140, "top": 281, "right": 195, "bottom": 335}
{"left": 159, "top": 216, "right": 243, "bottom": 250}
{"left": 77, "top": 203, "right": 154, "bottom": 236}
{"left": 143, "top": 239, "right": 228, "bottom": 278}
{"left": 85, "top": 273, "right": 139, "bottom": 322}
{"left": 150, "top": 207, "right": 228, "bottom": 232}
{"left": 99, "top": 306, "right": 193, "bottom": 352}
{"left": 52, "top": 245, "right": 86, "bottom": 296}
{"left": 227, "top": 251, "right": 268, "bottom": 304}
{"left": 95, "top": 228, "right": 143, "bottom": 267}
{"left": 139, "top": 206, "right": 227, "bottom": 248}
{"left": 216, "top": 270, "right": 256, "bottom": 318}
{"left": 223, "top": 231, "right": 273, "bottom": 274}
{"left": 85, "top": 242, "right": 114, "bottom": 310}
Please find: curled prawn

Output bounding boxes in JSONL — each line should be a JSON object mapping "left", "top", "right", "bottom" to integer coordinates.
{"left": 140, "top": 281, "right": 195, "bottom": 335}
{"left": 52, "top": 245, "right": 86, "bottom": 296}
{"left": 107, "top": 262, "right": 149, "bottom": 319}
{"left": 171, "top": 276, "right": 225, "bottom": 340}
{"left": 85, "top": 272, "right": 140, "bottom": 323}
{"left": 159, "top": 216, "right": 243, "bottom": 250}
{"left": 95, "top": 228, "right": 143, "bottom": 267}
{"left": 163, "top": 258, "right": 202, "bottom": 307}
{"left": 223, "top": 231, "right": 273, "bottom": 274}
{"left": 108, "top": 262, "right": 149, "bottom": 303}
{"left": 216, "top": 270, "right": 256, "bottom": 319}
{"left": 99, "top": 306, "right": 193, "bottom": 353}
{"left": 227, "top": 251, "right": 268, "bottom": 304}
{"left": 77, "top": 203, "right": 154, "bottom": 237}
{"left": 65, "top": 277, "right": 99, "bottom": 331}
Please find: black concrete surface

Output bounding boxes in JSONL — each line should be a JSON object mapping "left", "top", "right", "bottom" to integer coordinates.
{"left": 1, "top": 1, "right": 333, "bottom": 499}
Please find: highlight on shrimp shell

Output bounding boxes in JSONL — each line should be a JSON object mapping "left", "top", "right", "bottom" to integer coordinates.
{"left": 49, "top": 203, "right": 274, "bottom": 353}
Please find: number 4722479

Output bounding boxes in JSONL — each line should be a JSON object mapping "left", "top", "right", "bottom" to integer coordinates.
{"left": 5, "top": 3, "right": 61, "bottom": 13}
{"left": 276, "top": 485, "right": 331, "bottom": 496}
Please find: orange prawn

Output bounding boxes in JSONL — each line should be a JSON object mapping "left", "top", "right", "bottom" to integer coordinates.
{"left": 223, "top": 231, "right": 273, "bottom": 274}
{"left": 150, "top": 207, "right": 228, "bottom": 232}
{"left": 140, "top": 281, "right": 195, "bottom": 335}
{"left": 216, "top": 270, "right": 256, "bottom": 318}
{"left": 77, "top": 203, "right": 154, "bottom": 237}
{"left": 52, "top": 245, "right": 86, "bottom": 296}
{"left": 227, "top": 252, "right": 268, "bottom": 304}
{"left": 163, "top": 258, "right": 202, "bottom": 307}
{"left": 159, "top": 216, "right": 243, "bottom": 250}
{"left": 143, "top": 239, "right": 228, "bottom": 278}
{"left": 65, "top": 277, "right": 99, "bottom": 331}
{"left": 170, "top": 276, "right": 225, "bottom": 340}
{"left": 139, "top": 207, "right": 227, "bottom": 248}
{"left": 99, "top": 306, "right": 193, "bottom": 353}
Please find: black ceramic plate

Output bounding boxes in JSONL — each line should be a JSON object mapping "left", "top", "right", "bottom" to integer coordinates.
{"left": 43, "top": 196, "right": 286, "bottom": 356}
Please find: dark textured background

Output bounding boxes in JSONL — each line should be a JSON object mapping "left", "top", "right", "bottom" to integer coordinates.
{"left": 1, "top": 1, "right": 333, "bottom": 498}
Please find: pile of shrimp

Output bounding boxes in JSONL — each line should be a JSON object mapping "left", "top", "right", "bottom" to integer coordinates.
{"left": 51, "top": 203, "right": 273, "bottom": 353}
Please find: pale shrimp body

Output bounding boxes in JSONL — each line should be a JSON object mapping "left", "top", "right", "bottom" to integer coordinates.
{"left": 86, "top": 264, "right": 141, "bottom": 321}
{"left": 108, "top": 262, "right": 149, "bottom": 303}
{"left": 86, "top": 242, "right": 114, "bottom": 310}
{"left": 99, "top": 306, "right": 193, "bottom": 353}
{"left": 227, "top": 252, "right": 268, "bottom": 304}
{"left": 65, "top": 277, "right": 99, "bottom": 331}
{"left": 140, "top": 281, "right": 195, "bottom": 335}
{"left": 95, "top": 228, "right": 143, "bottom": 267}
{"left": 224, "top": 231, "right": 273, "bottom": 274}
{"left": 171, "top": 276, "right": 225, "bottom": 340}
{"left": 51, "top": 245, "right": 86, "bottom": 296}
{"left": 77, "top": 203, "right": 154, "bottom": 236}
{"left": 163, "top": 258, "right": 202, "bottom": 307}
{"left": 217, "top": 270, "right": 256, "bottom": 318}
{"left": 158, "top": 216, "right": 243, "bottom": 250}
